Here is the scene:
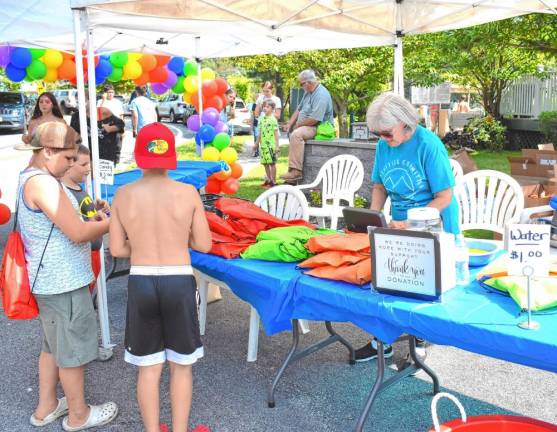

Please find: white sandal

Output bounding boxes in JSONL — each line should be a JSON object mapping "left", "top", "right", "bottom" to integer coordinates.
{"left": 62, "top": 402, "right": 118, "bottom": 431}
{"left": 30, "top": 397, "right": 69, "bottom": 427}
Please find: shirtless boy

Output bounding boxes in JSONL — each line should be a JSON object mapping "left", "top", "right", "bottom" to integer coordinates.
{"left": 109, "top": 122, "right": 212, "bottom": 432}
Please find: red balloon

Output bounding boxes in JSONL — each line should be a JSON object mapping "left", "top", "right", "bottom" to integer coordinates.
{"left": 219, "top": 94, "right": 228, "bottom": 109}
{"left": 205, "top": 179, "right": 221, "bottom": 194}
{"left": 221, "top": 178, "right": 239, "bottom": 195}
{"left": 150, "top": 66, "right": 168, "bottom": 83}
{"left": 0, "top": 203, "right": 11, "bottom": 225}
{"left": 134, "top": 71, "right": 150, "bottom": 86}
{"left": 205, "top": 95, "right": 224, "bottom": 112}
{"left": 155, "top": 55, "right": 170, "bottom": 66}
{"left": 215, "top": 78, "right": 228, "bottom": 94}
{"left": 202, "top": 80, "right": 218, "bottom": 97}
{"left": 138, "top": 54, "right": 157, "bottom": 72}
{"left": 230, "top": 162, "right": 243, "bottom": 179}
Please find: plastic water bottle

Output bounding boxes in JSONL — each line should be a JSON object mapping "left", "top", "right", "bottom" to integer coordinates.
{"left": 454, "top": 234, "right": 470, "bottom": 285}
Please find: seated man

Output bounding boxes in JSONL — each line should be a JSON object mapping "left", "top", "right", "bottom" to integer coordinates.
{"left": 281, "top": 69, "right": 334, "bottom": 184}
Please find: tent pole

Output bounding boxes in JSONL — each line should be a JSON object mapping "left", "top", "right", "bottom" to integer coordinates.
{"left": 393, "top": 33, "right": 404, "bottom": 97}
{"left": 195, "top": 36, "right": 204, "bottom": 153}
{"left": 85, "top": 12, "right": 113, "bottom": 350}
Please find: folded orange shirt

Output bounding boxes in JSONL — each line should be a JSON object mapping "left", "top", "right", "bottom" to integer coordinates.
{"left": 306, "top": 233, "right": 370, "bottom": 253}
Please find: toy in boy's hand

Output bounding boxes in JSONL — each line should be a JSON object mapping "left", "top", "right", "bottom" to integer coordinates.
{"left": 95, "top": 198, "right": 111, "bottom": 216}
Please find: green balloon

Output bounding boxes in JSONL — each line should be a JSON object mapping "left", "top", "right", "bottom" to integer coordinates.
{"left": 24, "top": 73, "right": 34, "bottom": 82}
{"left": 107, "top": 66, "right": 123, "bottom": 82}
{"left": 172, "top": 76, "right": 185, "bottom": 94}
{"left": 30, "top": 48, "right": 46, "bottom": 59}
{"left": 26, "top": 60, "right": 47, "bottom": 80}
{"left": 183, "top": 60, "right": 198, "bottom": 77}
{"left": 109, "top": 51, "right": 128, "bottom": 68}
{"left": 213, "top": 132, "right": 231, "bottom": 151}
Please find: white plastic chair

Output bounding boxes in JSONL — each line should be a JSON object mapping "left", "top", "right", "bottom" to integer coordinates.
{"left": 296, "top": 154, "right": 364, "bottom": 230}
{"left": 197, "top": 185, "right": 310, "bottom": 362}
{"left": 382, "top": 159, "right": 464, "bottom": 223}
{"left": 456, "top": 169, "right": 524, "bottom": 236}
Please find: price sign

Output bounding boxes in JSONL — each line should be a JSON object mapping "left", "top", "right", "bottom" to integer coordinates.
{"left": 369, "top": 228, "right": 441, "bottom": 301}
{"left": 98, "top": 159, "right": 114, "bottom": 185}
{"left": 505, "top": 224, "right": 550, "bottom": 277}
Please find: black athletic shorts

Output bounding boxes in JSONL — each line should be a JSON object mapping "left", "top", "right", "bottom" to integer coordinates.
{"left": 124, "top": 265, "right": 203, "bottom": 366}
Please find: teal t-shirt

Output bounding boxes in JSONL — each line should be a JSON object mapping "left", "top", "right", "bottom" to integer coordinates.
{"left": 371, "top": 125, "right": 460, "bottom": 234}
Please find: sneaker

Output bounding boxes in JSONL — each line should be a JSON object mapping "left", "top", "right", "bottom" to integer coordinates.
{"left": 192, "top": 425, "right": 211, "bottom": 432}
{"left": 160, "top": 424, "right": 170, "bottom": 432}
{"left": 355, "top": 341, "right": 393, "bottom": 362}
{"left": 261, "top": 180, "right": 270, "bottom": 187}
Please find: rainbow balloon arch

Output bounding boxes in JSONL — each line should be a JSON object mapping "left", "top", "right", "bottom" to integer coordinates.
{"left": 0, "top": 45, "right": 242, "bottom": 195}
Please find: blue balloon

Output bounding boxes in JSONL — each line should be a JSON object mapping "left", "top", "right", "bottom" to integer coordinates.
{"left": 95, "top": 59, "right": 113, "bottom": 78}
{"left": 195, "top": 132, "right": 214, "bottom": 147}
{"left": 10, "top": 47, "right": 32, "bottom": 69}
{"left": 167, "top": 57, "right": 185, "bottom": 75}
{"left": 198, "top": 124, "right": 216, "bottom": 143}
{"left": 95, "top": 74, "right": 105, "bottom": 85}
{"left": 5, "top": 63, "right": 26, "bottom": 82}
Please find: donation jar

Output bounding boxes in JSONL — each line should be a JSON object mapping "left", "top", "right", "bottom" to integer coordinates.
{"left": 407, "top": 207, "right": 442, "bottom": 233}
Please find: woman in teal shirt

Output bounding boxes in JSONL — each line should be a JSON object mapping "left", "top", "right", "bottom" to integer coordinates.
{"left": 355, "top": 92, "right": 460, "bottom": 362}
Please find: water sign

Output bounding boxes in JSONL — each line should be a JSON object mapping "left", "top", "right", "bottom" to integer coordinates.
{"left": 505, "top": 224, "right": 550, "bottom": 277}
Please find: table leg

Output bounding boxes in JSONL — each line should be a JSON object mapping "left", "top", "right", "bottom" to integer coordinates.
{"left": 408, "top": 337, "right": 439, "bottom": 394}
{"left": 268, "top": 320, "right": 355, "bottom": 408}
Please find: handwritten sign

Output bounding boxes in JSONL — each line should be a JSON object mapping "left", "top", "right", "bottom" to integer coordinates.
{"left": 369, "top": 228, "right": 441, "bottom": 301}
{"left": 505, "top": 224, "right": 550, "bottom": 277}
{"left": 98, "top": 159, "right": 114, "bottom": 185}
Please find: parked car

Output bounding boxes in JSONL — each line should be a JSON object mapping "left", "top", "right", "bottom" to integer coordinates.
{"left": 227, "top": 98, "right": 252, "bottom": 135}
{"left": 0, "top": 91, "right": 27, "bottom": 133}
{"left": 156, "top": 93, "right": 195, "bottom": 124}
{"left": 52, "top": 89, "right": 78, "bottom": 114}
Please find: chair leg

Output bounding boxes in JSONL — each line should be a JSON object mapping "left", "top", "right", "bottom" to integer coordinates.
{"left": 299, "top": 319, "right": 311, "bottom": 334}
{"left": 198, "top": 277, "right": 209, "bottom": 336}
{"left": 330, "top": 214, "right": 338, "bottom": 231}
{"left": 317, "top": 216, "right": 326, "bottom": 228}
{"left": 247, "top": 306, "right": 260, "bottom": 362}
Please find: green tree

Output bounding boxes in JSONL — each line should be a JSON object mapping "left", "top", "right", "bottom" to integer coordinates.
{"left": 228, "top": 47, "right": 393, "bottom": 137}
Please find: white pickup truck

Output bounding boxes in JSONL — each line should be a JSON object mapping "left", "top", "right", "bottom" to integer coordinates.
{"left": 156, "top": 94, "right": 195, "bottom": 124}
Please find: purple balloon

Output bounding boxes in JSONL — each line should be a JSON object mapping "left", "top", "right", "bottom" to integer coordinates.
{"left": 201, "top": 107, "right": 220, "bottom": 127}
{"left": 187, "top": 114, "right": 201, "bottom": 132}
{"left": 164, "top": 70, "right": 177, "bottom": 88}
{"left": 0, "top": 46, "right": 12, "bottom": 68}
{"left": 151, "top": 82, "right": 169, "bottom": 95}
{"left": 214, "top": 121, "right": 229, "bottom": 134}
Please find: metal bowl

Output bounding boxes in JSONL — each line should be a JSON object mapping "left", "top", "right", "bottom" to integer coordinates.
{"left": 465, "top": 239, "right": 499, "bottom": 267}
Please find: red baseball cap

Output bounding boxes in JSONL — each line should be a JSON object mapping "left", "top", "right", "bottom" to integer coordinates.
{"left": 134, "top": 122, "right": 177, "bottom": 170}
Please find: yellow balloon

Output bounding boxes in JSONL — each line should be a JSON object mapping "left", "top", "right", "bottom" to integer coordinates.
{"left": 202, "top": 146, "right": 220, "bottom": 162}
{"left": 200, "top": 68, "right": 216, "bottom": 81}
{"left": 44, "top": 68, "right": 58, "bottom": 82}
{"left": 123, "top": 61, "right": 143, "bottom": 80}
{"left": 43, "top": 49, "right": 63, "bottom": 69}
{"left": 128, "top": 53, "right": 143, "bottom": 61}
{"left": 220, "top": 147, "right": 238, "bottom": 165}
{"left": 183, "top": 92, "right": 193, "bottom": 104}
{"left": 184, "top": 76, "right": 198, "bottom": 94}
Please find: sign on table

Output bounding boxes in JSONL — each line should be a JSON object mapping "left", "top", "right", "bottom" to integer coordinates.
{"left": 505, "top": 224, "right": 550, "bottom": 277}
{"left": 98, "top": 159, "right": 114, "bottom": 185}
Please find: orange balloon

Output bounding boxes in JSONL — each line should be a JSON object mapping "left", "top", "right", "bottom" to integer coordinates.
{"left": 215, "top": 78, "right": 228, "bottom": 94}
{"left": 214, "top": 169, "right": 231, "bottom": 181}
{"left": 61, "top": 51, "right": 74, "bottom": 60}
{"left": 202, "top": 80, "right": 218, "bottom": 97}
{"left": 221, "top": 177, "right": 239, "bottom": 195}
{"left": 150, "top": 66, "right": 168, "bottom": 83}
{"left": 230, "top": 162, "right": 243, "bottom": 179}
{"left": 155, "top": 55, "right": 170, "bottom": 66}
{"left": 58, "top": 59, "right": 76, "bottom": 80}
{"left": 205, "top": 179, "right": 221, "bottom": 194}
{"left": 0, "top": 203, "right": 11, "bottom": 225}
{"left": 205, "top": 95, "right": 224, "bottom": 112}
{"left": 134, "top": 71, "right": 150, "bottom": 86}
{"left": 138, "top": 54, "right": 157, "bottom": 72}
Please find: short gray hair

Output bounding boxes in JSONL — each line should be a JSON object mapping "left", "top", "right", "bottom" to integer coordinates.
{"left": 366, "top": 92, "right": 419, "bottom": 134}
{"left": 298, "top": 69, "right": 317, "bottom": 83}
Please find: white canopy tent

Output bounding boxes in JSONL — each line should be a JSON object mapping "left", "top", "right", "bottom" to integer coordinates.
{"left": 2, "top": 0, "right": 555, "bottom": 348}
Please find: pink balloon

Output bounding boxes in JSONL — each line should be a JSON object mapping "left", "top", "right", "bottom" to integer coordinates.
{"left": 214, "top": 121, "right": 229, "bottom": 134}
{"left": 164, "top": 69, "right": 177, "bottom": 88}
{"left": 151, "top": 82, "right": 169, "bottom": 95}
{"left": 0, "top": 46, "right": 12, "bottom": 68}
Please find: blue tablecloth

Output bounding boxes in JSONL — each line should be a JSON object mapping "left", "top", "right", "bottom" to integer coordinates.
{"left": 288, "top": 268, "right": 557, "bottom": 373}
{"left": 190, "top": 251, "right": 302, "bottom": 335}
{"left": 191, "top": 250, "right": 557, "bottom": 373}
{"left": 103, "top": 160, "right": 225, "bottom": 203}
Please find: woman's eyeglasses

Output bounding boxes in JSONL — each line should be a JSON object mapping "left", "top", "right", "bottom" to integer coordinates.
{"left": 373, "top": 130, "right": 393, "bottom": 139}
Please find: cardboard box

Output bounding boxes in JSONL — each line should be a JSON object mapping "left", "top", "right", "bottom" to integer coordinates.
{"left": 522, "top": 183, "right": 552, "bottom": 208}
{"left": 508, "top": 149, "right": 557, "bottom": 178}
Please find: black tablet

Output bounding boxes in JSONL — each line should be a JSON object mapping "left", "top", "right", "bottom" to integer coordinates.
{"left": 342, "top": 207, "right": 387, "bottom": 232}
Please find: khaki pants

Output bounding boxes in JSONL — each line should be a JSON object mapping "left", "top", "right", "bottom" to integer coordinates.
{"left": 288, "top": 126, "right": 317, "bottom": 171}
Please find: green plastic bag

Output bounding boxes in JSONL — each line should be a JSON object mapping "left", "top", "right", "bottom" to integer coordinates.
{"left": 314, "top": 121, "right": 336, "bottom": 140}
{"left": 483, "top": 276, "right": 557, "bottom": 311}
